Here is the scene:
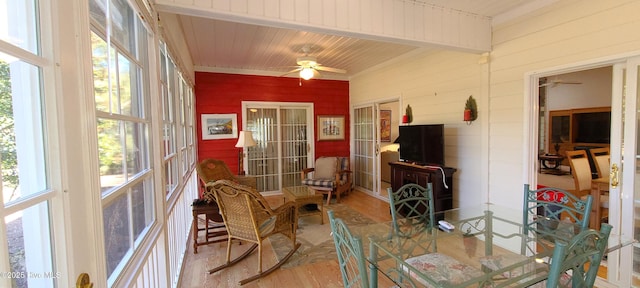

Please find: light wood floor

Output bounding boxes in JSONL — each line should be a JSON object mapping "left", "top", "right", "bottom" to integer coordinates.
{"left": 178, "top": 190, "right": 394, "bottom": 288}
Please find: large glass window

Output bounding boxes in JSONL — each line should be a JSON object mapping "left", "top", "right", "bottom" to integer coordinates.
{"left": 160, "top": 42, "right": 195, "bottom": 198}
{"left": 89, "top": 0, "right": 154, "bottom": 281}
{"left": 1, "top": 1, "right": 57, "bottom": 287}
{"left": 160, "top": 44, "right": 177, "bottom": 195}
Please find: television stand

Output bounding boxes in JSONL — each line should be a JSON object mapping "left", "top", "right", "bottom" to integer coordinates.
{"left": 389, "top": 162, "right": 456, "bottom": 215}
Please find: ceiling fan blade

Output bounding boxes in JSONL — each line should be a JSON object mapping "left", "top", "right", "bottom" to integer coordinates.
{"left": 539, "top": 79, "right": 582, "bottom": 88}
{"left": 557, "top": 81, "right": 582, "bottom": 84}
{"left": 279, "top": 67, "right": 302, "bottom": 77}
{"left": 313, "top": 69, "right": 322, "bottom": 78}
{"left": 314, "top": 65, "right": 346, "bottom": 74}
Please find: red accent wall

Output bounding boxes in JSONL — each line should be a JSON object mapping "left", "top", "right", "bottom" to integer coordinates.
{"left": 195, "top": 72, "right": 350, "bottom": 173}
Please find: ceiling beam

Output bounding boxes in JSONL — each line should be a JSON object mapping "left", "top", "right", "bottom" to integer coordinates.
{"left": 154, "top": 0, "right": 491, "bottom": 53}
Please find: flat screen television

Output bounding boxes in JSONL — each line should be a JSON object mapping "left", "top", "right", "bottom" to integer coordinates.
{"left": 398, "top": 124, "right": 444, "bottom": 166}
{"left": 574, "top": 112, "right": 611, "bottom": 144}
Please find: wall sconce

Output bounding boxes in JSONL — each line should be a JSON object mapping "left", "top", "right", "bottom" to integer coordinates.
{"left": 300, "top": 67, "right": 314, "bottom": 80}
{"left": 464, "top": 95, "right": 478, "bottom": 125}
{"left": 235, "top": 131, "right": 257, "bottom": 175}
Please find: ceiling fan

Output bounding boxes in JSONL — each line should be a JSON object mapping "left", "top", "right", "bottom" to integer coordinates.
{"left": 281, "top": 46, "right": 346, "bottom": 80}
{"left": 539, "top": 78, "right": 583, "bottom": 88}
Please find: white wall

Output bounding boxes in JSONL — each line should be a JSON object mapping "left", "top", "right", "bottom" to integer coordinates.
{"left": 351, "top": 49, "right": 485, "bottom": 208}
{"left": 546, "top": 66, "right": 612, "bottom": 110}
{"left": 350, "top": 0, "right": 640, "bottom": 208}
{"left": 488, "top": 0, "right": 640, "bottom": 207}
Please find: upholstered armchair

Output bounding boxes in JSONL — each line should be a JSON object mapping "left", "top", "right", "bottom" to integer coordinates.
{"left": 301, "top": 156, "right": 352, "bottom": 205}
{"left": 196, "top": 158, "right": 257, "bottom": 193}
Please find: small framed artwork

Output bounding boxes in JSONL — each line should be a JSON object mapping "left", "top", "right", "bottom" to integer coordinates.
{"left": 380, "top": 110, "right": 391, "bottom": 142}
{"left": 201, "top": 113, "right": 238, "bottom": 140}
{"left": 317, "top": 115, "right": 345, "bottom": 141}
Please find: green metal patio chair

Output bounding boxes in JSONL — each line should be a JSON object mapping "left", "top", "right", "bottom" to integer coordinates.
{"left": 545, "top": 223, "right": 612, "bottom": 288}
{"left": 522, "top": 184, "right": 594, "bottom": 255}
{"left": 328, "top": 210, "right": 370, "bottom": 288}
{"left": 385, "top": 183, "right": 484, "bottom": 287}
{"left": 387, "top": 183, "right": 435, "bottom": 238}
{"left": 480, "top": 184, "right": 594, "bottom": 280}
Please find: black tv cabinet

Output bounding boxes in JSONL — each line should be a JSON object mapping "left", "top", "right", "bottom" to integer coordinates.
{"left": 389, "top": 162, "right": 456, "bottom": 216}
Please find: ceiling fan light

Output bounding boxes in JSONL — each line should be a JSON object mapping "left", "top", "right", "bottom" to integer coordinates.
{"left": 300, "top": 67, "right": 314, "bottom": 80}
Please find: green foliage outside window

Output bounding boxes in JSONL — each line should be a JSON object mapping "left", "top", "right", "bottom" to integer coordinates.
{"left": 91, "top": 33, "right": 125, "bottom": 176}
{"left": 0, "top": 60, "right": 18, "bottom": 192}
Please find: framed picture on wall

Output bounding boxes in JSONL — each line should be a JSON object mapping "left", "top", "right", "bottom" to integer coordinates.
{"left": 317, "top": 115, "right": 345, "bottom": 141}
{"left": 380, "top": 110, "right": 391, "bottom": 142}
{"left": 201, "top": 114, "right": 238, "bottom": 140}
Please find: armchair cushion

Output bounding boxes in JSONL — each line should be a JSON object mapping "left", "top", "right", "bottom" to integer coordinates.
{"left": 301, "top": 178, "right": 336, "bottom": 190}
{"left": 314, "top": 157, "right": 337, "bottom": 179}
{"left": 301, "top": 156, "right": 352, "bottom": 204}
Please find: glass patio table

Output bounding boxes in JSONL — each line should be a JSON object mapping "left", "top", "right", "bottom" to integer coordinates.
{"left": 348, "top": 204, "right": 633, "bottom": 288}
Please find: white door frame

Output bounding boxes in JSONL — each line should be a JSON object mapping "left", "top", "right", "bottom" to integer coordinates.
{"left": 524, "top": 53, "right": 640, "bottom": 287}
{"left": 352, "top": 96, "right": 401, "bottom": 201}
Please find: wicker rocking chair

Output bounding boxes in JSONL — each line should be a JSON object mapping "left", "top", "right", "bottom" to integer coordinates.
{"left": 196, "top": 158, "right": 257, "bottom": 190}
{"left": 205, "top": 180, "right": 301, "bottom": 285}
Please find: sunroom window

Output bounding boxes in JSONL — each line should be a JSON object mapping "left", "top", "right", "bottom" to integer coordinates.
{"left": 89, "top": 0, "right": 155, "bottom": 281}
{"left": 1, "top": 0, "right": 56, "bottom": 287}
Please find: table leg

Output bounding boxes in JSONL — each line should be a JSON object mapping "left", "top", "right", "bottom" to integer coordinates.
{"left": 369, "top": 240, "right": 378, "bottom": 287}
{"left": 192, "top": 210, "right": 199, "bottom": 254}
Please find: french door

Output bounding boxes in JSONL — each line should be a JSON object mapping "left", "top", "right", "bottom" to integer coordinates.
{"left": 530, "top": 57, "right": 640, "bottom": 287}
{"left": 242, "top": 102, "right": 313, "bottom": 193}
{"left": 353, "top": 105, "right": 377, "bottom": 194}
{"left": 613, "top": 57, "right": 640, "bottom": 287}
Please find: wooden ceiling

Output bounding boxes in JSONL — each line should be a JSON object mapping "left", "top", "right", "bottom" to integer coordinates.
{"left": 156, "top": 0, "right": 545, "bottom": 80}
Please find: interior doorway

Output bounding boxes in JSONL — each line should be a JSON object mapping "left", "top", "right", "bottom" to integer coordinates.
{"left": 352, "top": 98, "right": 400, "bottom": 201}
{"left": 378, "top": 101, "right": 400, "bottom": 200}
{"left": 537, "top": 67, "right": 612, "bottom": 192}
{"left": 529, "top": 56, "right": 640, "bottom": 287}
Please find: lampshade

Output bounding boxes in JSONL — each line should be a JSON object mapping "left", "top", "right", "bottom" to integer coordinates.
{"left": 235, "top": 131, "right": 257, "bottom": 148}
{"left": 300, "top": 67, "right": 314, "bottom": 80}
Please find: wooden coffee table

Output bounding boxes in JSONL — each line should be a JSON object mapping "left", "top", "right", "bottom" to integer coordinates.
{"left": 283, "top": 186, "right": 324, "bottom": 224}
{"left": 538, "top": 154, "right": 567, "bottom": 175}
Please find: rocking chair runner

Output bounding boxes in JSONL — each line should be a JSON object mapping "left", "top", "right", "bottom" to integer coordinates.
{"left": 205, "top": 180, "right": 301, "bottom": 285}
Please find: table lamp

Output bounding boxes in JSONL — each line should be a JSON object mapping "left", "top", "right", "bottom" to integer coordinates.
{"left": 235, "top": 131, "right": 256, "bottom": 175}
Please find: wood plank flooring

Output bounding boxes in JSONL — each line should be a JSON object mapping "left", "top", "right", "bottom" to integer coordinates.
{"left": 178, "top": 190, "right": 394, "bottom": 288}
{"left": 179, "top": 184, "right": 618, "bottom": 287}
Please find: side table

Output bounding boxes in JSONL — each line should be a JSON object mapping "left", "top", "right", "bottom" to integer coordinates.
{"left": 282, "top": 186, "right": 324, "bottom": 225}
{"left": 192, "top": 200, "right": 227, "bottom": 253}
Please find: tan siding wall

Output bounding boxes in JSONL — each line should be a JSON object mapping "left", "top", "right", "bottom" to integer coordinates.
{"left": 351, "top": 50, "right": 484, "bottom": 207}
{"left": 489, "top": 0, "right": 640, "bottom": 206}
{"left": 350, "top": 0, "right": 640, "bottom": 207}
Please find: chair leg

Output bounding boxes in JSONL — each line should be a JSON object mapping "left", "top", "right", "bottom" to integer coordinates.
{"left": 257, "top": 244, "right": 263, "bottom": 273}
{"left": 326, "top": 191, "right": 332, "bottom": 206}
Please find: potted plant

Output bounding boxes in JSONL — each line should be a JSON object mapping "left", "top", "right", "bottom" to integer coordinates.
{"left": 464, "top": 95, "right": 477, "bottom": 122}
{"left": 402, "top": 104, "right": 413, "bottom": 124}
